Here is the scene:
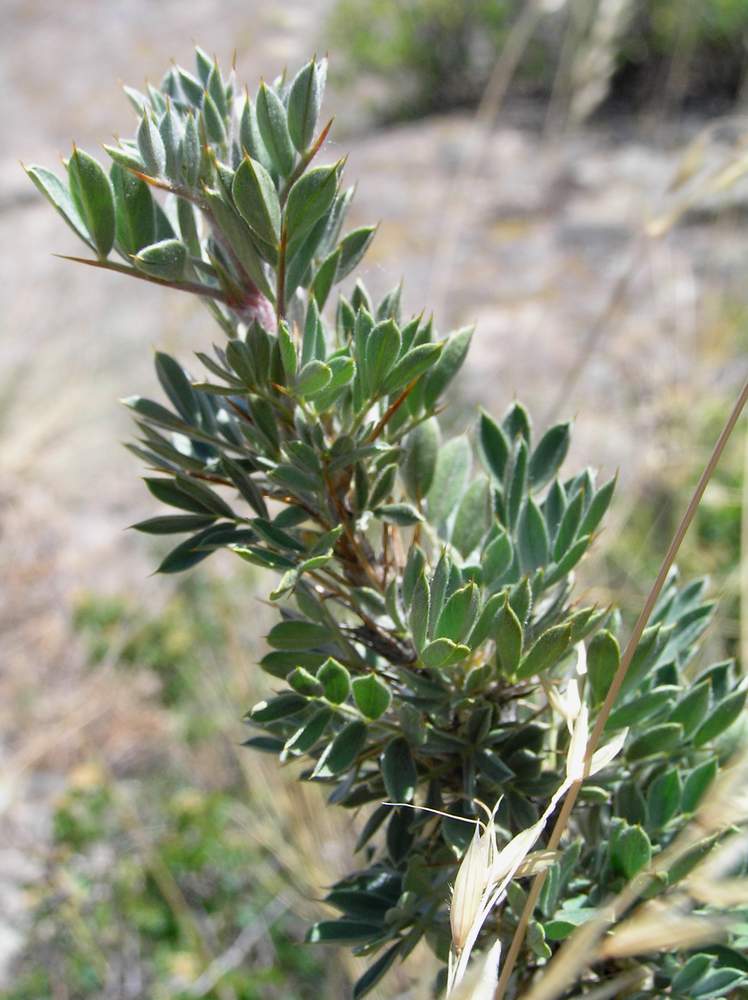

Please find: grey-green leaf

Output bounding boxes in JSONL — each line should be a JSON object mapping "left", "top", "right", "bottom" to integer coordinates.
{"left": 528, "top": 422, "right": 571, "bottom": 490}
{"left": 133, "top": 239, "right": 187, "bottom": 280}
{"left": 256, "top": 82, "right": 296, "bottom": 176}
{"left": 317, "top": 657, "right": 351, "bottom": 704}
{"left": 516, "top": 624, "right": 572, "bottom": 680}
{"left": 314, "top": 720, "right": 367, "bottom": 776}
{"left": 68, "top": 147, "right": 115, "bottom": 257}
{"left": 287, "top": 59, "right": 324, "bottom": 152}
{"left": 426, "top": 436, "right": 471, "bottom": 527}
{"left": 352, "top": 674, "right": 391, "bottom": 720}
{"left": 232, "top": 156, "right": 281, "bottom": 246}
{"left": 452, "top": 478, "right": 492, "bottom": 558}
{"left": 402, "top": 417, "right": 440, "bottom": 502}
{"left": 381, "top": 737, "right": 417, "bottom": 802}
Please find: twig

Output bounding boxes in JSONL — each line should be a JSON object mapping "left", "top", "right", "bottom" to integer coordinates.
{"left": 495, "top": 377, "right": 748, "bottom": 999}
{"left": 368, "top": 379, "right": 419, "bottom": 442}
{"left": 54, "top": 255, "right": 231, "bottom": 303}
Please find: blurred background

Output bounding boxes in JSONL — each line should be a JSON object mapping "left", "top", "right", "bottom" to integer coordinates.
{"left": 2, "top": 1, "right": 748, "bottom": 997}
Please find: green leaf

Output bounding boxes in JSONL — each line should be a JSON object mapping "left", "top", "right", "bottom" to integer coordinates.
{"left": 154, "top": 524, "right": 245, "bottom": 574}
{"left": 452, "top": 478, "right": 492, "bottom": 558}
{"left": 307, "top": 919, "right": 381, "bottom": 943}
{"left": 423, "top": 326, "right": 473, "bottom": 409}
{"left": 136, "top": 113, "right": 166, "bottom": 176}
{"left": 483, "top": 529, "right": 513, "bottom": 586}
{"left": 267, "top": 620, "right": 335, "bottom": 651}
{"left": 620, "top": 624, "right": 667, "bottom": 696}
{"left": 409, "top": 570, "right": 430, "bottom": 652}
{"left": 311, "top": 249, "right": 340, "bottom": 309}
{"left": 671, "top": 955, "right": 714, "bottom": 994}
{"left": 249, "top": 692, "right": 308, "bottom": 723}
{"left": 278, "top": 321, "right": 298, "bottom": 379}
{"left": 133, "top": 239, "right": 187, "bottom": 280}
{"left": 201, "top": 90, "right": 226, "bottom": 145}
{"left": 287, "top": 58, "right": 324, "bottom": 152}
{"left": 131, "top": 513, "right": 215, "bottom": 534}
{"left": 68, "top": 147, "right": 115, "bottom": 257}
{"left": 352, "top": 674, "right": 391, "bottom": 720}
{"left": 374, "top": 502, "right": 423, "bottom": 526}
{"left": 232, "top": 155, "right": 281, "bottom": 246}
{"left": 578, "top": 474, "right": 616, "bottom": 537}
{"left": 297, "top": 360, "right": 332, "bottom": 397}
{"left": 544, "top": 908, "right": 597, "bottom": 941}
{"left": 145, "top": 476, "right": 211, "bottom": 514}
{"left": 612, "top": 824, "right": 651, "bottom": 878}
{"left": 625, "top": 722, "right": 683, "bottom": 761}
{"left": 553, "top": 488, "right": 584, "bottom": 561}
{"left": 110, "top": 164, "right": 155, "bottom": 255}
{"left": 336, "top": 226, "right": 377, "bottom": 282}
{"left": 693, "top": 688, "right": 746, "bottom": 746}
{"left": 240, "top": 96, "right": 273, "bottom": 173}
{"left": 605, "top": 686, "right": 680, "bottom": 731}
{"left": 494, "top": 598, "right": 523, "bottom": 676}
{"left": 285, "top": 163, "right": 339, "bottom": 244}
{"left": 368, "top": 464, "right": 397, "bottom": 509}
{"left": 517, "top": 497, "right": 549, "bottom": 572}
{"left": 503, "top": 401, "right": 532, "bottom": 442}
{"left": 421, "top": 638, "right": 468, "bottom": 668}
{"left": 381, "top": 737, "right": 417, "bottom": 802}
{"left": 426, "top": 436, "right": 471, "bottom": 526}
{"left": 402, "top": 417, "right": 440, "bottom": 502}
{"left": 180, "top": 112, "right": 201, "bottom": 185}
{"left": 382, "top": 342, "right": 442, "bottom": 395}
{"left": 528, "top": 422, "right": 570, "bottom": 490}
{"left": 364, "top": 319, "right": 401, "bottom": 394}
{"left": 154, "top": 352, "right": 197, "bottom": 422}
{"left": 506, "top": 439, "right": 528, "bottom": 530}
{"left": 690, "top": 969, "right": 747, "bottom": 998}
{"left": 285, "top": 706, "right": 333, "bottom": 753}
{"left": 478, "top": 409, "right": 510, "bottom": 481}
{"left": 159, "top": 103, "right": 182, "bottom": 180}
{"left": 313, "top": 720, "right": 368, "bottom": 777}
{"left": 203, "top": 189, "right": 276, "bottom": 294}
{"left": 317, "top": 657, "right": 351, "bottom": 704}
{"left": 668, "top": 680, "right": 711, "bottom": 736}
{"left": 256, "top": 82, "right": 295, "bottom": 176}
{"left": 647, "top": 768, "right": 681, "bottom": 828}
{"left": 435, "top": 583, "right": 479, "bottom": 644}
{"left": 516, "top": 624, "right": 572, "bottom": 680}
{"left": 587, "top": 630, "right": 620, "bottom": 705}
{"left": 25, "top": 164, "right": 93, "bottom": 248}
{"left": 287, "top": 666, "right": 324, "bottom": 697}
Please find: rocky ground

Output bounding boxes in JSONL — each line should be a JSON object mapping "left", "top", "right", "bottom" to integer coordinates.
{"left": 2, "top": 0, "right": 748, "bottom": 989}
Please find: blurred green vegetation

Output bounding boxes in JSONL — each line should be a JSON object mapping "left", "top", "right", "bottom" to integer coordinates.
{"left": 328, "top": 0, "right": 748, "bottom": 121}
{"left": 3, "top": 580, "right": 351, "bottom": 1000}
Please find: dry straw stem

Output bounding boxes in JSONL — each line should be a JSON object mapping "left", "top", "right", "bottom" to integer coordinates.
{"left": 495, "top": 377, "right": 748, "bottom": 1000}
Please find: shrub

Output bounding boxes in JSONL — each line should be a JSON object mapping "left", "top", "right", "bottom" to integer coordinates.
{"left": 26, "top": 48, "right": 748, "bottom": 998}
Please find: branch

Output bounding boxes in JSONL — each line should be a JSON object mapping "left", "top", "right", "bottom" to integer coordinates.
{"left": 53, "top": 255, "right": 230, "bottom": 303}
{"left": 494, "top": 377, "right": 748, "bottom": 1000}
